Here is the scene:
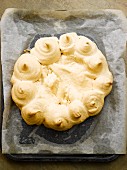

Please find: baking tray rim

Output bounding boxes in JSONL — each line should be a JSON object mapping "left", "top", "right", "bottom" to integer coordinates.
{"left": 5, "top": 153, "right": 119, "bottom": 162}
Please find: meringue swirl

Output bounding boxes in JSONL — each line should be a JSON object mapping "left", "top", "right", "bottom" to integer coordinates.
{"left": 83, "top": 90, "right": 104, "bottom": 116}
{"left": 59, "top": 32, "right": 78, "bottom": 55}
{"left": 75, "top": 36, "right": 97, "bottom": 58}
{"left": 13, "top": 53, "right": 41, "bottom": 82}
{"left": 94, "top": 73, "right": 113, "bottom": 95}
{"left": 30, "top": 37, "right": 61, "bottom": 65}
{"left": 69, "top": 100, "right": 89, "bottom": 123}
{"left": 85, "top": 55, "right": 103, "bottom": 72}
{"left": 11, "top": 81, "right": 36, "bottom": 107}
{"left": 21, "top": 99, "right": 46, "bottom": 125}
{"left": 43, "top": 104, "right": 72, "bottom": 131}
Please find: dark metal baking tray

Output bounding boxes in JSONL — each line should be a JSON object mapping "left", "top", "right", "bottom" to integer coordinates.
{"left": 6, "top": 153, "right": 119, "bottom": 162}
{"left": 1, "top": 34, "right": 119, "bottom": 162}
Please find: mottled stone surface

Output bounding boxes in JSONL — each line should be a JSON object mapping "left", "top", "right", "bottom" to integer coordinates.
{"left": 1, "top": 8, "right": 127, "bottom": 154}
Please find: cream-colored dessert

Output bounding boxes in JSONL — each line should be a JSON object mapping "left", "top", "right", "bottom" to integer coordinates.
{"left": 11, "top": 32, "right": 113, "bottom": 131}
{"left": 30, "top": 37, "right": 61, "bottom": 65}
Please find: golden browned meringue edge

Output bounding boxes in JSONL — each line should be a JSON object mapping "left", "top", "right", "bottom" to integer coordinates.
{"left": 11, "top": 32, "right": 113, "bottom": 131}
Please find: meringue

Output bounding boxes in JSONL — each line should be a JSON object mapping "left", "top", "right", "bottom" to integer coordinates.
{"left": 59, "top": 32, "right": 78, "bottom": 55}
{"left": 30, "top": 37, "right": 61, "bottom": 65}
{"left": 11, "top": 53, "right": 42, "bottom": 83}
{"left": 11, "top": 81, "right": 37, "bottom": 107}
{"left": 11, "top": 33, "right": 113, "bottom": 131}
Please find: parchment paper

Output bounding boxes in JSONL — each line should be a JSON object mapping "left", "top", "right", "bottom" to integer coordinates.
{"left": 1, "top": 8, "right": 127, "bottom": 154}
